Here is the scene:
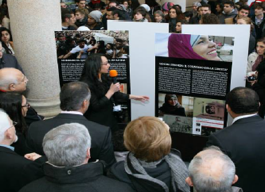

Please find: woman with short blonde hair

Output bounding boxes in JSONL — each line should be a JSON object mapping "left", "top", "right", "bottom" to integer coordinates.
{"left": 109, "top": 116, "right": 190, "bottom": 192}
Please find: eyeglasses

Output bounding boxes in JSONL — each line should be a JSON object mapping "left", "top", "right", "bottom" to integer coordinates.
{"left": 22, "top": 103, "right": 30, "bottom": 108}
{"left": 101, "top": 62, "right": 110, "bottom": 65}
{"left": 7, "top": 121, "right": 17, "bottom": 129}
{"left": 17, "top": 75, "right": 28, "bottom": 85}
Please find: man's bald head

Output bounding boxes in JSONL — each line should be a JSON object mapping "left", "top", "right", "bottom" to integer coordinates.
{"left": 0, "top": 68, "right": 28, "bottom": 92}
{"left": 186, "top": 146, "right": 238, "bottom": 192}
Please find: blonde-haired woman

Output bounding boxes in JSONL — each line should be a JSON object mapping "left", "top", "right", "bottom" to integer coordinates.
{"left": 109, "top": 116, "right": 190, "bottom": 192}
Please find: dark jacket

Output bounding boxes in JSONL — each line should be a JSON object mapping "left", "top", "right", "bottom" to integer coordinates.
{"left": 251, "top": 15, "right": 265, "bottom": 39}
{"left": 19, "top": 161, "right": 135, "bottom": 192}
{"left": 82, "top": 77, "right": 129, "bottom": 132}
{"left": 159, "top": 103, "right": 186, "bottom": 116}
{"left": 26, "top": 113, "right": 116, "bottom": 168}
{"left": 0, "top": 53, "right": 23, "bottom": 72}
{"left": 75, "top": 16, "right": 88, "bottom": 27}
{"left": 109, "top": 149, "right": 189, "bottom": 192}
{"left": 0, "top": 146, "right": 45, "bottom": 192}
{"left": 207, "top": 115, "right": 265, "bottom": 192}
{"left": 109, "top": 158, "right": 172, "bottom": 192}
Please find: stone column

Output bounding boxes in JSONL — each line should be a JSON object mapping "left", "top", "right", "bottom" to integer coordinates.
{"left": 8, "top": 0, "right": 62, "bottom": 118}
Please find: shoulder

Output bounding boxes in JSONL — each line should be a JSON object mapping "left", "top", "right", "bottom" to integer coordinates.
{"left": 109, "top": 161, "right": 129, "bottom": 182}
{"left": 92, "top": 176, "right": 135, "bottom": 192}
{"left": 19, "top": 178, "right": 48, "bottom": 192}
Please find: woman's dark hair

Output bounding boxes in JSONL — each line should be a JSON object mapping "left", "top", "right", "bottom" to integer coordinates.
{"left": 80, "top": 54, "right": 109, "bottom": 92}
{"left": 216, "top": 3, "right": 224, "bottom": 13}
{"left": 130, "top": 0, "right": 140, "bottom": 11}
{"left": 168, "top": 7, "right": 185, "bottom": 20}
{"left": 0, "top": 92, "right": 27, "bottom": 134}
{"left": 0, "top": 27, "right": 13, "bottom": 54}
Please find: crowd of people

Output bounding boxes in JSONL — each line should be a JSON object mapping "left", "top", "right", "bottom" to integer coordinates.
{"left": 56, "top": 30, "right": 129, "bottom": 59}
{"left": 1, "top": 0, "right": 265, "bottom": 192}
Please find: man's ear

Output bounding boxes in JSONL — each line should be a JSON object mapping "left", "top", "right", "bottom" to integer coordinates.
{"left": 8, "top": 83, "right": 16, "bottom": 91}
{"left": 82, "top": 99, "right": 89, "bottom": 108}
{"left": 226, "top": 104, "right": 231, "bottom": 112}
{"left": 86, "top": 148, "right": 90, "bottom": 159}
{"left": 185, "top": 177, "right": 193, "bottom": 187}
{"left": 232, "top": 175, "right": 238, "bottom": 184}
{"left": 5, "top": 129, "right": 14, "bottom": 140}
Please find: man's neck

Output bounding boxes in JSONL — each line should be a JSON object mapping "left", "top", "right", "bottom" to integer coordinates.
{"left": 62, "top": 22, "right": 69, "bottom": 27}
{"left": 256, "top": 14, "right": 263, "bottom": 20}
{"left": 88, "top": 23, "right": 97, "bottom": 29}
{"left": 0, "top": 140, "right": 11, "bottom": 146}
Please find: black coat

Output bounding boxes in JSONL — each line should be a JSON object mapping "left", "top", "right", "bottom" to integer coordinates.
{"left": 19, "top": 161, "right": 135, "bottom": 192}
{"left": 0, "top": 53, "right": 23, "bottom": 72}
{"left": 207, "top": 115, "right": 265, "bottom": 192}
{"left": 83, "top": 79, "right": 129, "bottom": 132}
{"left": 0, "top": 146, "right": 45, "bottom": 192}
{"left": 26, "top": 113, "right": 116, "bottom": 168}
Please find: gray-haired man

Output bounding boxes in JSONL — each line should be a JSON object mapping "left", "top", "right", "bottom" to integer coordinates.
{"left": 186, "top": 146, "right": 242, "bottom": 192}
{"left": 20, "top": 123, "right": 134, "bottom": 192}
{"left": 0, "top": 109, "right": 44, "bottom": 192}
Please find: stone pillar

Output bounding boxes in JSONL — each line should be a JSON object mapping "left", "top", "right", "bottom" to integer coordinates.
{"left": 8, "top": 0, "right": 61, "bottom": 118}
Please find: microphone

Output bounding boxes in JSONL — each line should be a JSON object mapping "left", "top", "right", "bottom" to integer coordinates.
{"left": 109, "top": 70, "right": 118, "bottom": 84}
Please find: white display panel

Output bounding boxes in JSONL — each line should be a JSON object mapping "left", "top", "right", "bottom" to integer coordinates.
{"left": 182, "top": 24, "right": 250, "bottom": 125}
{"left": 108, "top": 21, "right": 169, "bottom": 120}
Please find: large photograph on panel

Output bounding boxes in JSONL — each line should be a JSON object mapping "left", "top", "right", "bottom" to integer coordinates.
{"left": 155, "top": 33, "right": 233, "bottom": 136}
{"left": 55, "top": 30, "right": 131, "bottom": 124}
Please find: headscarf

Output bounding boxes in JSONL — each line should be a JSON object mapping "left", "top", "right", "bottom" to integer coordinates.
{"left": 168, "top": 34, "right": 206, "bottom": 60}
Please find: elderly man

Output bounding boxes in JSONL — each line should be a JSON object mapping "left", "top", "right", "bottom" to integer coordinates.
{"left": 207, "top": 87, "right": 265, "bottom": 192}
{"left": 0, "top": 42, "right": 23, "bottom": 71}
{"left": 0, "top": 110, "right": 44, "bottom": 192}
{"left": 186, "top": 146, "right": 242, "bottom": 192}
{"left": 0, "top": 68, "right": 28, "bottom": 92}
{"left": 26, "top": 81, "right": 115, "bottom": 168}
{"left": 0, "top": 68, "right": 43, "bottom": 125}
{"left": 20, "top": 123, "right": 134, "bottom": 192}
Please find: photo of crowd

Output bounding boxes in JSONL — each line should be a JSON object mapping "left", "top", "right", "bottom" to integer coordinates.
{"left": 55, "top": 30, "right": 129, "bottom": 59}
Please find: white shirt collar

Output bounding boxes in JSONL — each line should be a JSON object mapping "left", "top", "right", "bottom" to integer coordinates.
{"left": 232, "top": 113, "right": 257, "bottom": 124}
{"left": 60, "top": 111, "right": 83, "bottom": 116}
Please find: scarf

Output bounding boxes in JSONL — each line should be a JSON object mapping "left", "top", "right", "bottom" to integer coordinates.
{"left": 124, "top": 152, "right": 190, "bottom": 192}
{"left": 252, "top": 55, "right": 263, "bottom": 71}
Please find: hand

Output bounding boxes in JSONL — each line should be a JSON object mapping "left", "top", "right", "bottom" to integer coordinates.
{"left": 130, "top": 95, "right": 149, "bottom": 102}
{"left": 79, "top": 50, "right": 84, "bottom": 54}
{"left": 24, "top": 153, "right": 42, "bottom": 161}
{"left": 250, "top": 80, "right": 257, "bottom": 86}
{"left": 109, "top": 83, "right": 120, "bottom": 93}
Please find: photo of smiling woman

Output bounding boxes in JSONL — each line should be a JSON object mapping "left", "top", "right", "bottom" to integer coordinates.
{"left": 155, "top": 33, "right": 234, "bottom": 62}
{"left": 168, "top": 34, "right": 221, "bottom": 61}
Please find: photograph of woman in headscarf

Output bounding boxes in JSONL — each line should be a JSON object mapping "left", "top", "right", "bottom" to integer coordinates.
{"left": 155, "top": 33, "right": 234, "bottom": 62}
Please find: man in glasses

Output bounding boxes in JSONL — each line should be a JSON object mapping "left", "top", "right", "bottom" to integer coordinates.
{"left": 0, "top": 109, "right": 44, "bottom": 192}
{"left": 0, "top": 68, "right": 43, "bottom": 125}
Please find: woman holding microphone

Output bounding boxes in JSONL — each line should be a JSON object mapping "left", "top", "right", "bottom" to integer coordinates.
{"left": 80, "top": 54, "right": 149, "bottom": 132}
